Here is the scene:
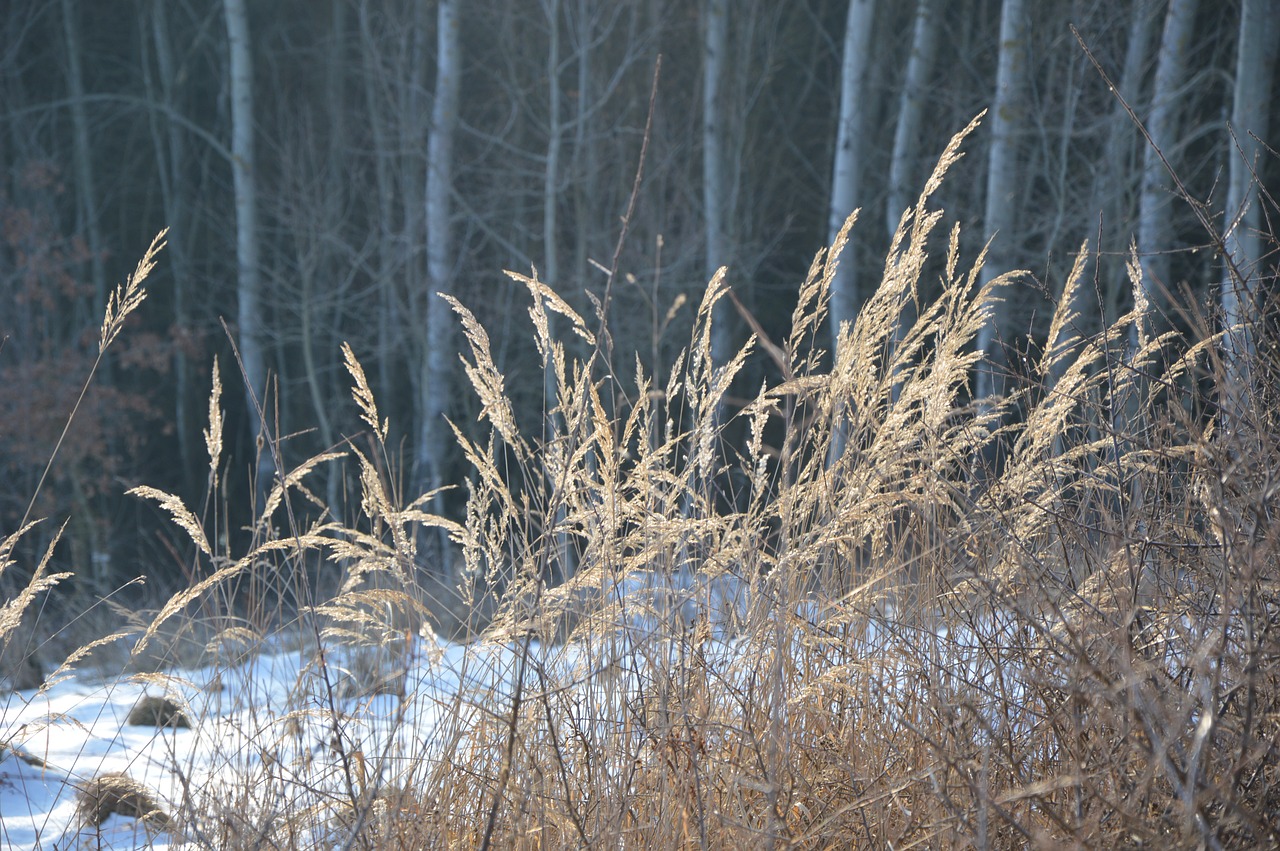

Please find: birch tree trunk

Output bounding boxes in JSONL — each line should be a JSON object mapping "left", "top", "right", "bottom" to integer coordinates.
{"left": 1220, "top": 0, "right": 1278, "bottom": 411}
{"left": 1095, "top": 3, "right": 1156, "bottom": 320}
{"left": 974, "top": 0, "right": 1028, "bottom": 402}
{"left": 223, "top": 0, "right": 272, "bottom": 500}
{"left": 886, "top": 0, "right": 939, "bottom": 240}
{"left": 417, "top": 0, "right": 461, "bottom": 560}
{"left": 59, "top": 0, "right": 113, "bottom": 582}
{"left": 703, "top": 0, "right": 732, "bottom": 367}
{"left": 358, "top": 3, "right": 399, "bottom": 413}
{"left": 320, "top": 0, "right": 348, "bottom": 516}
{"left": 1132, "top": 0, "right": 1198, "bottom": 354}
{"left": 542, "top": 0, "right": 577, "bottom": 584}
{"left": 544, "top": 0, "right": 563, "bottom": 299}
{"left": 570, "top": 0, "right": 596, "bottom": 308}
{"left": 542, "top": 0, "right": 564, "bottom": 378}
{"left": 827, "top": 0, "right": 875, "bottom": 352}
{"left": 885, "top": 0, "right": 939, "bottom": 376}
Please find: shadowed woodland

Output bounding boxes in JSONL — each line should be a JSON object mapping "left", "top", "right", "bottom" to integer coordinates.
{"left": 1, "top": 0, "right": 1273, "bottom": 587}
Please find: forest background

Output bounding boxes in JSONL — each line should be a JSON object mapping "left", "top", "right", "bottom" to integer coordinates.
{"left": 1, "top": 0, "right": 1275, "bottom": 606}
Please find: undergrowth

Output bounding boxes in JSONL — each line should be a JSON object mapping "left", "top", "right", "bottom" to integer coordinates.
{"left": 4, "top": 119, "right": 1279, "bottom": 848}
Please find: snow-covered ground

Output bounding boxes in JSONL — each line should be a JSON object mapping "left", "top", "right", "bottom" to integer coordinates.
{"left": 1, "top": 567, "right": 1020, "bottom": 850}
{"left": 0, "top": 567, "right": 754, "bottom": 850}
{"left": 0, "top": 633, "right": 511, "bottom": 850}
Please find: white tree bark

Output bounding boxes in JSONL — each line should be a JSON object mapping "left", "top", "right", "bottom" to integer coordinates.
{"left": 827, "top": 0, "right": 876, "bottom": 352}
{"left": 703, "top": 0, "right": 732, "bottom": 367}
{"left": 418, "top": 0, "right": 461, "bottom": 512}
{"left": 885, "top": 0, "right": 940, "bottom": 375}
{"left": 358, "top": 3, "right": 398, "bottom": 410}
{"left": 974, "top": 0, "right": 1028, "bottom": 402}
{"left": 223, "top": 0, "right": 272, "bottom": 495}
{"left": 1220, "top": 0, "right": 1278, "bottom": 403}
{"left": 60, "top": 0, "right": 114, "bottom": 582}
{"left": 886, "top": 0, "right": 939, "bottom": 239}
{"left": 1092, "top": 3, "right": 1156, "bottom": 323}
{"left": 1132, "top": 0, "right": 1198, "bottom": 353}
{"left": 543, "top": 0, "right": 577, "bottom": 584}
{"left": 1104, "top": 5, "right": 1156, "bottom": 218}
{"left": 544, "top": 0, "right": 563, "bottom": 297}
{"left": 571, "top": 0, "right": 595, "bottom": 298}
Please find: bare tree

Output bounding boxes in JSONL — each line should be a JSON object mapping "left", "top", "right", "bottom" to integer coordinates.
{"left": 885, "top": 0, "right": 940, "bottom": 368}
{"left": 543, "top": 0, "right": 565, "bottom": 297}
{"left": 974, "top": 0, "right": 1028, "bottom": 402}
{"left": 417, "top": 0, "right": 461, "bottom": 559}
{"left": 140, "top": 0, "right": 197, "bottom": 491}
{"left": 1133, "top": 0, "right": 1198, "bottom": 353}
{"left": 1091, "top": 3, "right": 1157, "bottom": 321}
{"left": 827, "top": 0, "right": 876, "bottom": 352}
{"left": 886, "top": 0, "right": 940, "bottom": 239}
{"left": 223, "top": 0, "right": 272, "bottom": 499}
{"left": 1220, "top": 0, "right": 1278, "bottom": 409}
{"left": 58, "top": 0, "right": 106, "bottom": 320}
{"left": 357, "top": 1, "right": 429, "bottom": 417}
{"left": 703, "top": 0, "right": 732, "bottom": 367}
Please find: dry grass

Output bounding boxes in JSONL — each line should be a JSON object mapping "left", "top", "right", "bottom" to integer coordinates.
{"left": 126, "top": 694, "right": 192, "bottom": 729}
{"left": 1, "top": 233, "right": 165, "bottom": 704}
{"left": 76, "top": 771, "right": 171, "bottom": 829}
{"left": 7, "top": 124, "right": 1280, "bottom": 848}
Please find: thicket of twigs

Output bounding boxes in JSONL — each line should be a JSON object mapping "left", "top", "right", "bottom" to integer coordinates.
{"left": 4, "top": 122, "right": 1279, "bottom": 848}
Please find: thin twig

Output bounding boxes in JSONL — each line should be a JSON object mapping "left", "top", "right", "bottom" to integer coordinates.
{"left": 1071, "top": 26, "right": 1242, "bottom": 285}
{"left": 595, "top": 54, "right": 661, "bottom": 367}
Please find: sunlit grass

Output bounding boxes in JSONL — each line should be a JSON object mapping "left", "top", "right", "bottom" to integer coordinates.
{"left": 5, "top": 122, "right": 1279, "bottom": 848}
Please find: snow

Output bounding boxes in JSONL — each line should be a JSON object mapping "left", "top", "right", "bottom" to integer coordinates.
{"left": 0, "top": 635, "right": 496, "bottom": 850}
{"left": 0, "top": 573, "right": 754, "bottom": 851}
{"left": 2, "top": 673, "right": 186, "bottom": 849}
{"left": 0, "top": 568, "right": 1020, "bottom": 849}
{"left": 0, "top": 617, "right": 714, "bottom": 850}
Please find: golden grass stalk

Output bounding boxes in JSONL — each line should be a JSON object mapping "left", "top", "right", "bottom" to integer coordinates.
{"left": 204, "top": 357, "right": 224, "bottom": 482}
{"left": 19, "top": 229, "right": 168, "bottom": 532}
{"left": 100, "top": 228, "right": 168, "bottom": 353}
{"left": 341, "top": 342, "right": 386, "bottom": 443}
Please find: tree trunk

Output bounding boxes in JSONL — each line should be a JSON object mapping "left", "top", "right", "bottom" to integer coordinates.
{"left": 544, "top": 0, "right": 563, "bottom": 297}
{"left": 223, "top": 0, "right": 272, "bottom": 503}
{"left": 886, "top": 0, "right": 939, "bottom": 239}
{"left": 703, "top": 0, "right": 733, "bottom": 367}
{"left": 1095, "top": 3, "right": 1156, "bottom": 323}
{"left": 973, "top": 0, "right": 1028, "bottom": 402}
{"left": 143, "top": 0, "right": 196, "bottom": 495}
{"left": 571, "top": 0, "right": 596, "bottom": 316}
{"left": 827, "top": 0, "right": 875, "bottom": 351}
{"left": 542, "top": 0, "right": 577, "bottom": 584}
{"left": 1220, "top": 0, "right": 1278, "bottom": 413}
{"left": 1132, "top": 0, "right": 1198, "bottom": 353}
{"left": 358, "top": 3, "right": 398, "bottom": 416}
{"left": 322, "top": 0, "right": 347, "bottom": 515}
{"left": 59, "top": 0, "right": 106, "bottom": 322}
{"left": 542, "top": 0, "right": 564, "bottom": 387}
{"left": 885, "top": 0, "right": 940, "bottom": 383}
{"left": 418, "top": 0, "right": 461, "bottom": 564}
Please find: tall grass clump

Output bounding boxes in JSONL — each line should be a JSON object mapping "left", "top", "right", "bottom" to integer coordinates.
{"left": 11, "top": 122, "right": 1280, "bottom": 848}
